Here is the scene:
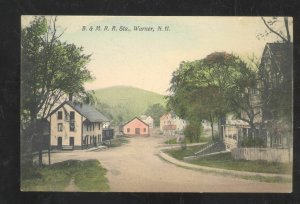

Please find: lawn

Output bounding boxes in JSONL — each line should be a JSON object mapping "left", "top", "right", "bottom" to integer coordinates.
{"left": 166, "top": 149, "right": 292, "bottom": 175}
{"left": 21, "top": 160, "right": 109, "bottom": 191}
{"left": 165, "top": 145, "right": 206, "bottom": 160}
{"left": 164, "top": 136, "right": 212, "bottom": 145}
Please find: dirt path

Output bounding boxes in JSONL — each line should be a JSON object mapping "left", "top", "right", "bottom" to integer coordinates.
{"left": 45, "top": 133, "right": 292, "bottom": 192}
{"left": 64, "top": 177, "right": 80, "bottom": 192}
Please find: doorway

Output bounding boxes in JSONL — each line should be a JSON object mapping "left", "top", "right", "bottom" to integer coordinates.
{"left": 57, "top": 137, "right": 62, "bottom": 149}
{"left": 69, "top": 137, "right": 74, "bottom": 147}
{"left": 135, "top": 128, "right": 140, "bottom": 135}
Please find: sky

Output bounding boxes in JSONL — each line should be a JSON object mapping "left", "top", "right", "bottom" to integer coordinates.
{"left": 21, "top": 16, "right": 292, "bottom": 95}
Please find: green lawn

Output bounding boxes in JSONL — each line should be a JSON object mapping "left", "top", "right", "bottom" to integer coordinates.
{"left": 166, "top": 145, "right": 206, "bottom": 160}
{"left": 164, "top": 136, "right": 212, "bottom": 145}
{"left": 21, "top": 160, "right": 109, "bottom": 191}
{"left": 166, "top": 149, "right": 292, "bottom": 175}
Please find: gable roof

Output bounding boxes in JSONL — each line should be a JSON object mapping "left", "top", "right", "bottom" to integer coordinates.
{"left": 123, "top": 117, "right": 149, "bottom": 127}
{"left": 261, "top": 42, "right": 292, "bottom": 71}
{"left": 48, "top": 101, "right": 110, "bottom": 123}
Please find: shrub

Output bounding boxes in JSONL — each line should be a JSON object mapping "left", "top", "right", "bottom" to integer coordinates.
{"left": 183, "top": 123, "right": 203, "bottom": 143}
{"left": 240, "top": 136, "right": 265, "bottom": 147}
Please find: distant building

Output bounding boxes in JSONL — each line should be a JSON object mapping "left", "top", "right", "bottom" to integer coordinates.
{"left": 160, "top": 112, "right": 187, "bottom": 135}
{"left": 140, "top": 115, "right": 154, "bottom": 128}
{"left": 47, "top": 101, "right": 112, "bottom": 150}
{"left": 123, "top": 117, "right": 150, "bottom": 136}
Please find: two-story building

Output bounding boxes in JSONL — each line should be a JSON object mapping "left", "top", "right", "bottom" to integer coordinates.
{"left": 160, "top": 112, "right": 187, "bottom": 135}
{"left": 47, "top": 100, "right": 111, "bottom": 150}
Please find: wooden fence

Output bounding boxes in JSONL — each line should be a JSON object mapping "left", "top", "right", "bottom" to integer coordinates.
{"left": 231, "top": 147, "right": 293, "bottom": 163}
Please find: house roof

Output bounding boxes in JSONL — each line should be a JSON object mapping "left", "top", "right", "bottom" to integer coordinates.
{"left": 123, "top": 117, "right": 149, "bottom": 127}
{"left": 261, "top": 42, "right": 292, "bottom": 71}
{"left": 48, "top": 101, "right": 110, "bottom": 123}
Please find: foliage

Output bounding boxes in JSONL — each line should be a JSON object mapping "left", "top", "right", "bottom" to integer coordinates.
{"left": 21, "top": 160, "right": 109, "bottom": 191}
{"left": 168, "top": 52, "right": 259, "bottom": 138}
{"left": 240, "top": 137, "right": 265, "bottom": 148}
{"left": 145, "top": 103, "right": 166, "bottom": 126}
{"left": 183, "top": 123, "right": 203, "bottom": 143}
{"left": 21, "top": 16, "right": 93, "bottom": 166}
{"left": 21, "top": 16, "right": 92, "bottom": 121}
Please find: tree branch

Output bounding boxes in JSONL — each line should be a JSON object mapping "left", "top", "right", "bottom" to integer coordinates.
{"left": 261, "top": 17, "right": 288, "bottom": 43}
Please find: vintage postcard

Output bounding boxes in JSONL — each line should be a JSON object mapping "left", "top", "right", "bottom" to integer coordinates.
{"left": 20, "top": 16, "right": 293, "bottom": 192}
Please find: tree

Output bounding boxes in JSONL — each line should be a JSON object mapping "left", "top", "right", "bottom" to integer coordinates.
{"left": 168, "top": 52, "right": 261, "bottom": 141}
{"left": 21, "top": 16, "right": 93, "bottom": 166}
{"left": 259, "top": 17, "right": 292, "bottom": 43}
{"left": 145, "top": 103, "right": 166, "bottom": 127}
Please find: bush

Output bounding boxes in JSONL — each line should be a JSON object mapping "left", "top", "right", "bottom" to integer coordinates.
{"left": 183, "top": 123, "right": 203, "bottom": 143}
{"left": 240, "top": 136, "right": 265, "bottom": 147}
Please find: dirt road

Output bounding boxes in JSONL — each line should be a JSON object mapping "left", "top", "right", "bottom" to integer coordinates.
{"left": 45, "top": 135, "right": 292, "bottom": 192}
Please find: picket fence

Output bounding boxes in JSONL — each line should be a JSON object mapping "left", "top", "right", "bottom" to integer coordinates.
{"left": 231, "top": 147, "right": 293, "bottom": 163}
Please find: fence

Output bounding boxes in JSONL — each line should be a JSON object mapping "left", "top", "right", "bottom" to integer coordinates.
{"left": 231, "top": 147, "right": 293, "bottom": 163}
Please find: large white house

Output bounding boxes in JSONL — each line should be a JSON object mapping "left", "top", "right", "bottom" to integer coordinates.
{"left": 160, "top": 112, "right": 187, "bottom": 135}
{"left": 47, "top": 101, "right": 111, "bottom": 150}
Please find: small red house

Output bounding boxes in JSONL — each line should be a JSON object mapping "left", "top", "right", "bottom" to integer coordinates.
{"left": 123, "top": 117, "right": 149, "bottom": 136}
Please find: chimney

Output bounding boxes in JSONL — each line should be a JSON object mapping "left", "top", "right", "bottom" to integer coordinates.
{"left": 69, "top": 93, "right": 73, "bottom": 101}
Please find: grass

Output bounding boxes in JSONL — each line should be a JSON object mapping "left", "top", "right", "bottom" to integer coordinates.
{"left": 164, "top": 136, "right": 212, "bottom": 145}
{"left": 166, "top": 149, "right": 292, "bottom": 175}
{"left": 104, "top": 137, "right": 129, "bottom": 148}
{"left": 164, "top": 138, "right": 177, "bottom": 144}
{"left": 166, "top": 145, "right": 206, "bottom": 160}
{"left": 158, "top": 154, "right": 292, "bottom": 183}
{"left": 21, "top": 160, "right": 109, "bottom": 191}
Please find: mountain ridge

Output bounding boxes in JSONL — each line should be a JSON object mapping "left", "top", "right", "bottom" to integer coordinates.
{"left": 92, "top": 86, "right": 166, "bottom": 123}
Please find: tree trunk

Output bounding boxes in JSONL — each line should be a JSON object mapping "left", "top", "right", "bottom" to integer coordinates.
{"left": 30, "top": 110, "right": 43, "bottom": 166}
{"left": 48, "top": 147, "right": 51, "bottom": 165}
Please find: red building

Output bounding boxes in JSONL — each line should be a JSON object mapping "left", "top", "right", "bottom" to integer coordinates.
{"left": 123, "top": 117, "right": 149, "bottom": 136}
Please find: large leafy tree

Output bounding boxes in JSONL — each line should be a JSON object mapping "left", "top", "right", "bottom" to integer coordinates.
{"left": 21, "top": 16, "right": 93, "bottom": 165}
{"left": 168, "top": 52, "right": 260, "bottom": 140}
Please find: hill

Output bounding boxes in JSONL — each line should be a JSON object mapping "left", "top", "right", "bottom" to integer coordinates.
{"left": 92, "top": 86, "right": 166, "bottom": 124}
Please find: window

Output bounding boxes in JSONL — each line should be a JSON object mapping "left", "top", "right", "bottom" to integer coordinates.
{"left": 57, "top": 111, "right": 62, "bottom": 120}
{"left": 127, "top": 128, "right": 130, "bottom": 133}
{"left": 98, "top": 123, "right": 101, "bottom": 130}
{"left": 57, "top": 123, "right": 63, "bottom": 132}
{"left": 70, "top": 122, "right": 75, "bottom": 131}
{"left": 70, "top": 111, "right": 75, "bottom": 120}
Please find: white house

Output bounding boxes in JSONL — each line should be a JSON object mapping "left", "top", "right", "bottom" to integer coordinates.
{"left": 222, "top": 115, "right": 250, "bottom": 151}
{"left": 160, "top": 112, "right": 187, "bottom": 135}
{"left": 47, "top": 101, "right": 111, "bottom": 150}
{"left": 140, "top": 115, "right": 154, "bottom": 128}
